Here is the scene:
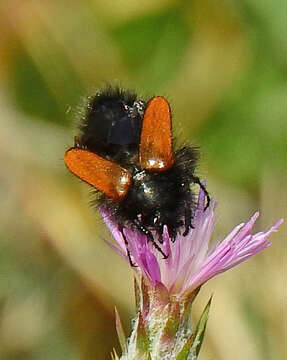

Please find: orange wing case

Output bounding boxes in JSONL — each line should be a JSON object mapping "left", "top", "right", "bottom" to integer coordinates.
{"left": 139, "top": 96, "right": 174, "bottom": 171}
{"left": 64, "top": 148, "right": 131, "bottom": 201}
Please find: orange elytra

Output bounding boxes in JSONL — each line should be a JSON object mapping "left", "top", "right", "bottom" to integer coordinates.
{"left": 139, "top": 96, "right": 174, "bottom": 172}
{"left": 64, "top": 148, "right": 131, "bottom": 201}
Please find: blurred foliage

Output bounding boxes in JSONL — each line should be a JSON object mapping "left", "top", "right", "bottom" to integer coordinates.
{"left": 110, "top": 5, "right": 190, "bottom": 89}
{"left": 0, "top": 0, "right": 286, "bottom": 359}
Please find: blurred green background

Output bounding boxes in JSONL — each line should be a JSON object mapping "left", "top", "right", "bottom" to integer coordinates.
{"left": 0, "top": 0, "right": 286, "bottom": 359}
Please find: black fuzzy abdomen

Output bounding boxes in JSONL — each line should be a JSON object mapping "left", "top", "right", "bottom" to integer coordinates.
{"left": 119, "top": 166, "right": 191, "bottom": 235}
{"left": 130, "top": 171, "right": 181, "bottom": 213}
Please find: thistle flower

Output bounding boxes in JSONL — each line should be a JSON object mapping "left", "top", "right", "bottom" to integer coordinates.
{"left": 101, "top": 188, "right": 283, "bottom": 360}
{"left": 102, "top": 188, "right": 282, "bottom": 296}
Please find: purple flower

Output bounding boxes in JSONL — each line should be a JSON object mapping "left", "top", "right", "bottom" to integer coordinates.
{"left": 101, "top": 188, "right": 283, "bottom": 296}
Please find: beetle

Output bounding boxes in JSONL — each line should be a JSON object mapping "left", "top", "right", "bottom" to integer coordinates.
{"left": 64, "top": 87, "right": 210, "bottom": 259}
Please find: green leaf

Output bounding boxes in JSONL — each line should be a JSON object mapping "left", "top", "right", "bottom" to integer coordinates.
{"left": 180, "top": 287, "right": 201, "bottom": 330}
{"left": 115, "top": 307, "right": 127, "bottom": 355}
{"left": 190, "top": 296, "right": 213, "bottom": 358}
{"left": 176, "top": 296, "right": 212, "bottom": 360}
{"left": 175, "top": 333, "right": 194, "bottom": 360}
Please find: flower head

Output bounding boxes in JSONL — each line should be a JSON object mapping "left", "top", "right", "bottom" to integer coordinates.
{"left": 101, "top": 188, "right": 283, "bottom": 297}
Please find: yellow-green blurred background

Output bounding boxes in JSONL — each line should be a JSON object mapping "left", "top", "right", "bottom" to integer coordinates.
{"left": 0, "top": 0, "right": 286, "bottom": 359}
